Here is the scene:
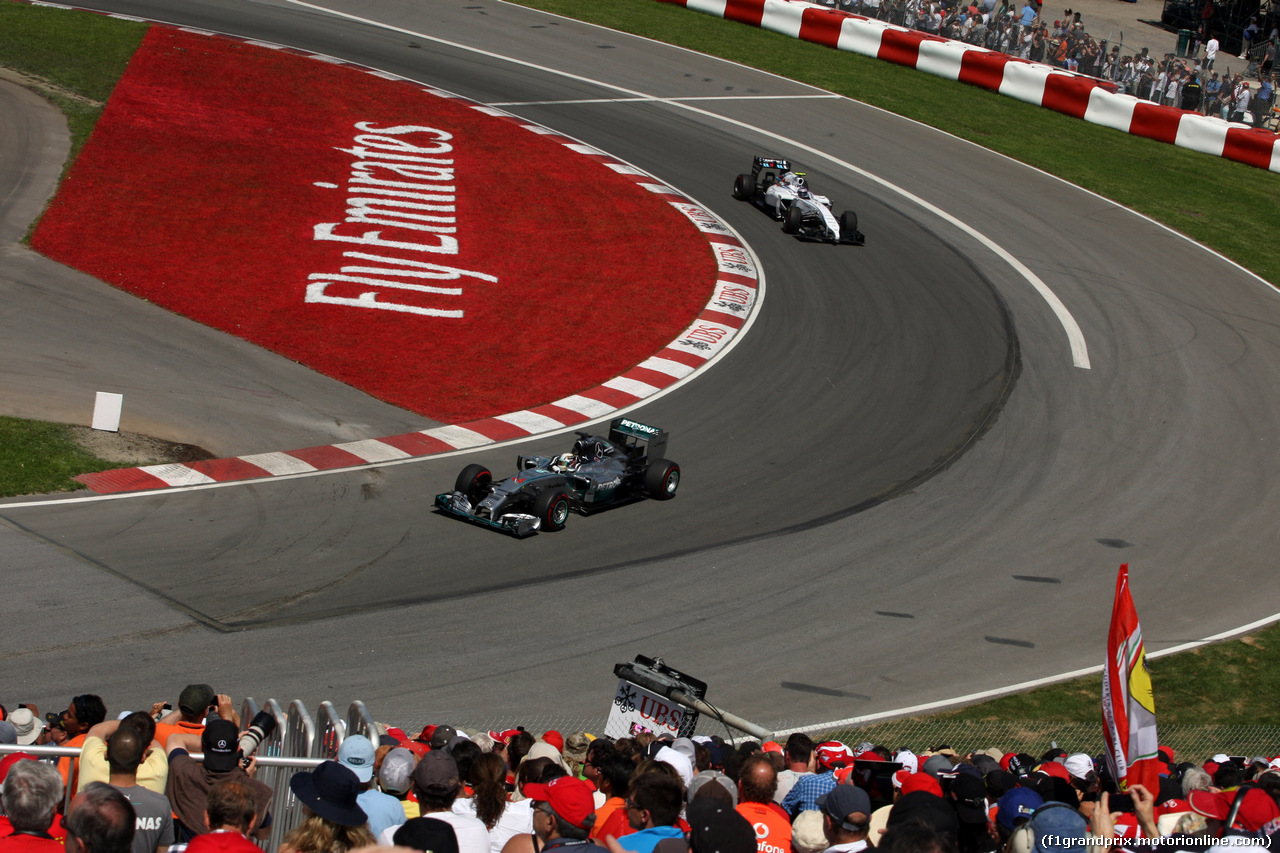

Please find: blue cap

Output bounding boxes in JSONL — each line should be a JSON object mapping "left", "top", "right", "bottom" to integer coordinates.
{"left": 1030, "top": 803, "right": 1087, "bottom": 853}
{"left": 337, "top": 734, "right": 376, "bottom": 783}
{"left": 996, "top": 787, "right": 1043, "bottom": 830}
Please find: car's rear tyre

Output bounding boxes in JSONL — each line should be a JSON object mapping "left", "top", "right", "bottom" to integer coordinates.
{"left": 732, "top": 173, "right": 754, "bottom": 200}
{"left": 840, "top": 210, "right": 858, "bottom": 239}
{"left": 455, "top": 464, "right": 491, "bottom": 504}
{"left": 533, "top": 490, "right": 571, "bottom": 531}
{"left": 644, "top": 460, "right": 680, "bottom": 500}
{"left": 783, "top": 204, "right": 804, "bottom": 235}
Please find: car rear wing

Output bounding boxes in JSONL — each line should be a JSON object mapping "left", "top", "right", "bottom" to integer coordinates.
{"left": 609, "top": 417, "right": 668, "bottom": 462}
{"left": 752, "top": 155, "right": 790, "bottom": 180}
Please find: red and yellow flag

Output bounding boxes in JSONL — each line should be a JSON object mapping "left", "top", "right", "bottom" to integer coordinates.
{"left": 1101, "top": 564, "right": 1161, "bottom": 794}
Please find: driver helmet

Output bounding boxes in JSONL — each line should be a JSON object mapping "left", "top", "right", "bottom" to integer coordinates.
{"left": 794, "top": 174, "right": 806, "bottom": 188}
{"left": 553, "top": 452, "right": 575, "bottom": 472}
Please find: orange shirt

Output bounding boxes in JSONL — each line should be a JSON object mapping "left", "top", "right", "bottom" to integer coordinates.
{"left": 154, "top": 719, "right": 207, "bottom": 748}
{"left": 736, "top": 802, "right": 792, "bottom": 853}
{"left": 591, "top": 797, "right": 626, "bottom": 840}
{"left": 57, "top": 735, "right": 88, "bottom": 792}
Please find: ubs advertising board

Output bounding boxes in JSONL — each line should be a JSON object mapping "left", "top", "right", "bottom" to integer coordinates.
{"left": 604, "top": 680, "right": 698, "bottom": 739}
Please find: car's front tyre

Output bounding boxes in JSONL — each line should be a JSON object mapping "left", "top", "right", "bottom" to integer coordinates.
{"left": 455, "top": 464, "right": 491, "bottom": 504}
{"left": 532, "top": 490, "right": 571, "bottom": 531}
{"left": 783, "top": 204, "right": 804, "bottom": 235}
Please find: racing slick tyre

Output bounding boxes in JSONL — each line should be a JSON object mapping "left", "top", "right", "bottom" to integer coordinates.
{"left": 643, "top": 460, "right": 680, "bottom": 500}
{"left": 782, "top": 203, "right": 804, "bottom": 235}
{"left": 455, "top": 464, "right": 491, "bottom": 504}
{"left": 732, "top": 173, "right": 754, "bottom": 200}
{"left": 839, "top": 210, "right": 858, "bottom": 239}
{"left": 533, "top": 490, "right": 571, "bottom": 531}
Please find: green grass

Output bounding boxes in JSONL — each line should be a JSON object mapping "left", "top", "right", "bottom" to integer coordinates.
{"left": 513, "top": 0, "right": 1280, "bottom": 284}
{"left": 0, "top": 1, "right": 1276, "bottom": 723}
{"left": 0, "top": 416, "right": 124, "bottom": 496}
{"left": 0, "top": 2, "right": 146, "bottom": 159}
{"left": 938, "top": 624, "right": 1280, "bottom": 725}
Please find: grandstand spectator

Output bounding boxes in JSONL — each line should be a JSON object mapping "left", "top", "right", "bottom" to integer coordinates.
{"left": 782, "top": 744, "right": 847, "bottom": 818}
{"left": 524, "top": 777, "right": 608, "bottom": 853}
{"left": 0, "top": 760, "right": 63, "bottom": 853}
{"left": 776, "top": 736, "right": 815, "bottom": 806}
{"left": 1241, "top": 18, "right": 1259, "bottom": 59}
{"left": 590, "top": 755, "right": 633, "bottom": 842}
{"left": 615, "top": 773, "right": 684, "bottom": 853}
{"left": 379, "top": 748, "right": 418, "bottom": 821}
{"left": 687, "top": 798, "right": 754, "bottom": 853}
{"left": 455, "top": 752, "right": 532, "bottom": 853}
{"left": 104, "top": 726, "right": 174, "bottom": 853}
{"left": 65, "top": 784, "right": 136, "bottom": 853}
{"left": 153, "top": 687, "right": 234, "bottom": 748}
{"left": 817, "top": 785, "right": 871, "bottom": 853}
{"left": 1205, "top": 34, "right": 1219, "bottom": 70}
{"left": 180, "top": 780, "right": 261, "bottom": 853}
{"left": 164, "top": 721, "right": 272, "bottom": 842}
{"left": 6, "top": 710, "right": 41, "bottom": 748}
{"left": 281, "top": 762, "right": 373, "bottom": 853}
{"left": 563, "top": 734, "right": 592, "bottom": 781}
{"left": 380, "top": 751, "right": 489, "bottom": 853}
{"left": 79, "top": 713, "right": 168, "bottom": 796}
{"left": 395, "top": 818, "right": 459, "bottom": 853}
{"left": 338, "top": 736, "right": 404, "bottom": 839}
{"left": 39, "top": 695, "right": 106, "bottom": 793}
{"left": 1252, "top": 75, "right": 1273, "bottom": 125}
{"left": 736, "top": 755, "right": 790, "bottom": 853}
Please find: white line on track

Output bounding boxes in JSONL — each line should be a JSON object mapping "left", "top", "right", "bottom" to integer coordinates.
{"left": 287, "top": 0, "right": 1090, "bottom": 370}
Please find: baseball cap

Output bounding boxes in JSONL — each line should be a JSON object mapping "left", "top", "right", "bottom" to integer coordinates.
{"left": 541, "top": 730, "right": 564, "bottom": 752}
{"left": 524, "top": 776, "right": 596, "bottom": 829}
{"left": 201, "top": 719, "right": 239, "bottom": 772}
{"left": 922, "top": 754, "right": 954, "bottom": 777}
{"left": 0, "top": 722, "right": 16, "bottom": 745}
{"left": 1029, "top": 803, "right": 1087, "bottom": 853}
{"left": 687, "top": 798, "right": 756, "bottom": 853}
{"left": 429, "top": 725, "right": 457, "bottom": 752}
{"left": 413, "top": 750, "right": 460, "bottom": 796}
{"left": 818, "top": 784, "right": 871, "bottom": 830}
{"left": 815, "top": 741, "right": 853, "bottom": 769}
{"left": 179, "top": 684, "right": 216, "bottom": 715}
{"left": 997, "top": 787, "right": 1043, "bottom": 830}
{"left": 950, "top": 773, "right": 989, "bottom": 824}
{"left": 1063, "top": 754, "right": 1094, "bottom": 781}
{"left": 380, "top": 747, "right": 416, "bottom": 795}
{"left": 337, "top": 734, "right": 376, "bottom": 783}
{"left": 1190, "top": 788, "right": 1280, "bottom": 831}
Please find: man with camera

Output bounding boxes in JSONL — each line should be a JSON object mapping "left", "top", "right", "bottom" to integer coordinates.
{"left": 164, "top": 721, "right": 272, "bottom": 843}
{"left": 153, "top": 687, "right": 237, "bottom": 747}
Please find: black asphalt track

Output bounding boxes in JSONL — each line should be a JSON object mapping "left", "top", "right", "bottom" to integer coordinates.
{"left": 1, "top": 0, "right": 1277, "bottom": 732}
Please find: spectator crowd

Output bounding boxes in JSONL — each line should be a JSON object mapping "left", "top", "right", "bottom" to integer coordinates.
{"left": 811, "top": 0, "right": 1276, "bottom": 126}
{"left": 3, "top": 687, "right": 1280, "bottom": 853}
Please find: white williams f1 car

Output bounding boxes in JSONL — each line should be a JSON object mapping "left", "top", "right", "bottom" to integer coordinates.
{"left": 732, "top": 156, "right": 865, "bottom": 245}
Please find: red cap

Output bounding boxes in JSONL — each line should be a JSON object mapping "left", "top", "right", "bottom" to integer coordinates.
{"left": 763, "top": 742, "right": 783, "bottom": 754}
{"left": 417, "top": 725, "right": 437, "bottom": 744}
{"left": 815, "top": 741, "right": 853, "bottom": 769}
{"left": 900, "top": 772, "right": 944, "bottom": 798}
{"left": 0, "top": 753, "right": 37, "bottom": 784}
{"left": 542, "top": 730, "right": 564, "bottom": 752}
{"left": 999, "top": 753, "right": 1018, "bottom": 772}
{"left": 490, "top": 729, "right": 522, "bottom": 746}
{"left": 524, "top": 776, "right": 596, "bottom": 829}
{"left": 1191, "top": 789, "right": 1280, "bottom": 831}
{"left": 1036, "top": 761, "right": 1071, "bottom": 781}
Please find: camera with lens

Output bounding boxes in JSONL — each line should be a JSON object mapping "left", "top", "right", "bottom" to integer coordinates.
{"left": 237, "top": 710, "right": 278, "bottom": 768}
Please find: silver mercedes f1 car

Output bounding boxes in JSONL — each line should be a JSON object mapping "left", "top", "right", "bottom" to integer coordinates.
{"left": 434, "top": 418, "right": 680, "bottom": 537}
{"left": 732, "top": 156, "right": 864, "bottom": 245}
